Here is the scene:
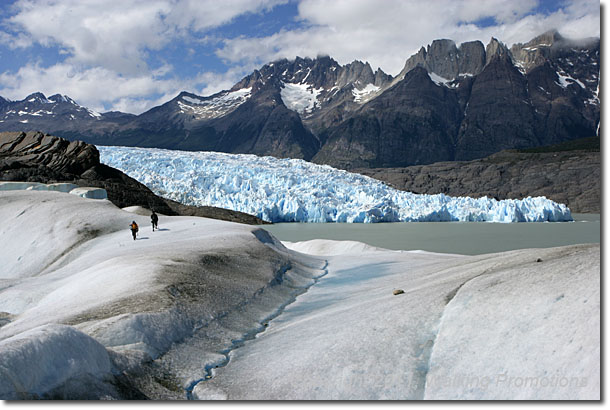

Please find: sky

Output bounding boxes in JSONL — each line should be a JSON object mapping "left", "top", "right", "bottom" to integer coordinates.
{"left": 0, "top": 0, "right": 601, "bottom": 114}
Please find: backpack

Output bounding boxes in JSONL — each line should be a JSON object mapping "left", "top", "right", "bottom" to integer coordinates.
{"left": 131, "top": 222, "right": 139, "bottom": 232}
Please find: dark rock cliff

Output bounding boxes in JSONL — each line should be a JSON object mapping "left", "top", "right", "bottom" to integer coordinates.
{"left": 355, "top": 137, "right": 600, "bottom": 213}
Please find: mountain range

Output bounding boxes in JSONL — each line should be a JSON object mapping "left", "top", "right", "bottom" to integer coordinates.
{"left": 0, "top": 30, "right": 600, "bottom": 170}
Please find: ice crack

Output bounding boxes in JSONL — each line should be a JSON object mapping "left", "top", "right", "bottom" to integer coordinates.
{"left": 185, "top": 260, "right": 329, "bottom": 399}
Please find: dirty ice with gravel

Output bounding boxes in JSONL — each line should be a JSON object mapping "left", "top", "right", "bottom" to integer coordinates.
{"left": 0, "top": 190, "right": 599, "bottom": 400}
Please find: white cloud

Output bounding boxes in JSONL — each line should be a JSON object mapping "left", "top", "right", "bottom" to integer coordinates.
{"left": 164, "top": 0, "right": 288, "bottom": 32}
{"left": 195, "top": 66, "right": 255, "bottom": 96}
{"left": 217, "top": 0, "right": 601, "bottom": 75}
{"left": 5, "top": 0, "right": 169, "bottom": 75}
{"left": 3, "top": 0, "right": 288, "bottom": 75}
{"left": 0, "top": 62, "right": 183, "bottom": 113}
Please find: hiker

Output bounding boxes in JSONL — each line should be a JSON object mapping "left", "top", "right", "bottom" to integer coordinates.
{"left": 151, "top": 211, "right": 159, "bottom": 231}
{"left": 130, "top": 221, "right": 139, "bottom": 240}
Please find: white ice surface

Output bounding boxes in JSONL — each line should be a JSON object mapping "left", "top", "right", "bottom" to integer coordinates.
{"left": 0, "top": 324, "right": 113, "bottom": 399}
{"left": 423, "top": 245, "right": 600, "bottom": 399}
{"left": 193, "top": 242, "right": 599, "bottom": 400}
{"left": 0, "top": 190, "right": 325, "bottom": 398}
{"left": 68, "top": 187, "right": 108, "bottom": 199}
{"left": 0, "top": 181, "right": 44, "bottom": 190}
{"left": 98, "top": 146, "right": 572, "bottom": 223}
{"left": 283, "top": 239, "right": 387, "bottom": 256}
{"left": 0, "top": 191, "right": 598, "bottom": 400}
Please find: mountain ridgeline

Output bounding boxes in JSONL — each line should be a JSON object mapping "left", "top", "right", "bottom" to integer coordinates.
{"left": 0, "top": 30, "right": 599, "bottom": 170}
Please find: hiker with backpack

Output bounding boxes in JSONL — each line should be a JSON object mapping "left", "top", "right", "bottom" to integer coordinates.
{"left": 151, "top": 211, "right": 159, "bottom": 231}
{"left": 130, "top": 221, "right": 139, "bottom": 240}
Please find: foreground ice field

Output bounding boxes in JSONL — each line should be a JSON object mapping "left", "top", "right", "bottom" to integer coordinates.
{"left": 193, "top": 241, "right": 599, "bottom": 400}
{"left": 0, "top": 191, "right": 599, "bottom": 399}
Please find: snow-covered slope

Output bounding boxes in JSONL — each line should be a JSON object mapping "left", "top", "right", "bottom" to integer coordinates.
{"left": 98, "top": 146, "right": 572, "bottom": 223}
{"left": 177, "top": 88, "right": 252, "bottom": 119}
{"left": 0, "top": 324, "right": 115, "bottom": 399}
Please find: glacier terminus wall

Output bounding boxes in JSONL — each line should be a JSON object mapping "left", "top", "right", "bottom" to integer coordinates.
{"left": 99, "top": 146, "right": 572, "bottom": 223}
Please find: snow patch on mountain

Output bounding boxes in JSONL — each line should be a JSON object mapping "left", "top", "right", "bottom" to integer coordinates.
{"left": 178, "top": 88, "right": 252, "bottom": 120}
{"left": 556, "top": 71, "right": 585, "bottom": 89}
{"left": 280, "top": 83, "right": 322, "bottom": 115}
{"left": 428, "top": 72, "right": 458, "bottom": 88}
{"left": 27, "top": 96, "right": 52, "bottom": 104}
{"left": 352, "top": 83, "right": 380, "bottom": 103}
{"left": 98, "top": 146, "right": 572, "bottom": 223}
{"left": 48, "top": 95, "right": 68, "bottom": 103}
{"left": 86, "top": 108, "right": 101, "bottom": 118}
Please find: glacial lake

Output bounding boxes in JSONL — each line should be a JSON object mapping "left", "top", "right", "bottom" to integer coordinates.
{"left": 262, "top": 214, "right": 600, "bottom": 256}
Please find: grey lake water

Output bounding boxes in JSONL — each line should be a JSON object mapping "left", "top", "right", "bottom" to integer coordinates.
{"left": 262, "top": 214, "right": 600, "bottom": 255}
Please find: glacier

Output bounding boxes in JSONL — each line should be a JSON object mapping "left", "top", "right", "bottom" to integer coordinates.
{"left": 98, "top": 146, "right": 572, "bottom": 223}
{"left": 0, "top": 191, "right": 598, "bottom": 399}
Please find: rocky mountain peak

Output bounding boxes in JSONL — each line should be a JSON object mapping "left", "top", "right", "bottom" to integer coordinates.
{"left": 373, "top": 67, "right": 392, "bottom": 86}
{"left": 21, "top": 92, "right": 82, "bottom": 107}
{"left": 485, "top": 37, "right": 512, "bottom": 65}
{"left": 25, "top": 92, "right": 51, "bottom": 104}
{"left": 399, "top": 38, "right": 487, "bottom": 82}
{"left": 229, "top": 68, "right": 264, "bottom": 91}
{"left": 335, "top": 60, "right": 374, "bottom": 89}
{"left": 424, "top": 39, "right": 460, "bottom": 80}
{"left": 48, "top": 94, "right": 74, "bottom": 104}
{"left": 510, "top": 29, "right": 600, "bottom": 85}
{"left": 457, "top": 40, "right": 486, "bottom": 75}
{"left": 528, "top": 29, "right": 564, "bottom": 47}
{"left": 248, "top": 56, "right": 393, "bottom": 92}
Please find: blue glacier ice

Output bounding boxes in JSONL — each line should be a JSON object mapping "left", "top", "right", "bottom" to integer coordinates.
{"left": 98, "top": 146, "right": 573, "bottom": 223}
